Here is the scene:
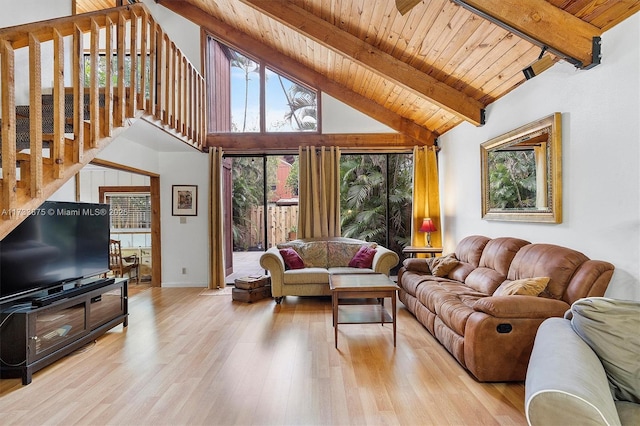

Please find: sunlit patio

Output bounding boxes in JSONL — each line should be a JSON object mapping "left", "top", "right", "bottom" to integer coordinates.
{"left": 226, "top": 250, "right": 266, "bottom": 285}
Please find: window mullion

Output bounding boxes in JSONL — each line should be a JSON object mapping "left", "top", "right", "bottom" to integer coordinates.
{"left": 260, "top": 62, "right": 266, "bottom": 133}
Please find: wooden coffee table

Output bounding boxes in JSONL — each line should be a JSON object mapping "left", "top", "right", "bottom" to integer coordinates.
{"left": 329, "top": 273, "right": 400, "bottom": 348}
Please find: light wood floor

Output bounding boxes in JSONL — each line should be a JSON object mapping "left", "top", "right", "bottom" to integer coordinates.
{"left": 0, "top": 288, "right": 527, "bottom": 425}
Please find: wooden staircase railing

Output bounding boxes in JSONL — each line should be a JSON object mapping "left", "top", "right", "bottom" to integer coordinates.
{"left": 0, "top": 3, "right": 206, "bottom": 239}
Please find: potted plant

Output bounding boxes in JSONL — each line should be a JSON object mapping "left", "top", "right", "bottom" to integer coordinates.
{"left": 288, "top": 226, "right": 297, "bottom": 241}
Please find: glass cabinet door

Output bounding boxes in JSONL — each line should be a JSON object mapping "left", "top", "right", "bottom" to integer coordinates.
{"left": 33, "top": 302, "right": 86, "bottom": 356}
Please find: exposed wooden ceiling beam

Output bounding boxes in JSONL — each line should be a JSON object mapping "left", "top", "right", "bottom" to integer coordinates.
{"left": 453, "top": 0, "right": 602, "bottom": 69}
{"left": 239, "top": 0, "right": 486, "bottom": 127}
{"left": 207, "top": 133, "right": 418, "bottom": 154}
{"left": 157, "top": 0, "right": 436, "bottom": 145}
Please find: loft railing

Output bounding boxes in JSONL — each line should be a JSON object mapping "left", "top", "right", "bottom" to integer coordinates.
{"left": 0, "top": 3, "right": 206, "bottom": 239}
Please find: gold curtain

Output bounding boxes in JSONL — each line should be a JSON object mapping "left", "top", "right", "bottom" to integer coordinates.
{"left": 534, "top": 144, "right": 548, "bottom": 208}
{"left": 208, "top": 147, "right": 225, "bottom": 289}
{"left": 298, "top": 146, "right": 341, "bottom": 238}
{"left": 412, "top": 146, "right": 442, "bottom": 249}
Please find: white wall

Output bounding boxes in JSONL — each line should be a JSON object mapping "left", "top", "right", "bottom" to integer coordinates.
{"left": 140, "top": 0, "right": 201, "bottom": 71}
{"left": 438, "top": 13, "right": 640, "bottom": 301}
{"left": 0, "top": 0, "right": 70, "bottom": 27}
{"left": 158, "top": 151, "right": 210, "bottom": 287}
{"left": 322, "top": 94, "right": 395, "bottom": 133}
{"left": 97, "top": 134, "right": 162, "bottom": 175}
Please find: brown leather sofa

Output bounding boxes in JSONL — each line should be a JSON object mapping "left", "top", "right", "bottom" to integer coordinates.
{"left": 397, "top": 235, "right": 615, "bottom": 382}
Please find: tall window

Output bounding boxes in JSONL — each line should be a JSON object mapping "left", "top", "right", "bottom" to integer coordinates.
{"left": 265, "top": 67, "right": 317, "bottom": 132}
{"left": 229, "top": 51, "right": 261, "bottom": 132}
{"left": 206, "top": 36, "right": 318, "bottom": 134}
{"left": 230, "top": 155, "right": 299, "bottom": 251}
{"left": 340, "top": 154, "right": 413, "bottom": 263}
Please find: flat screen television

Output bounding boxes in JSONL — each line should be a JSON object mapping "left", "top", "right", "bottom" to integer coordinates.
{"left": 0, "top": 201, "right": 110, "bottom": 304}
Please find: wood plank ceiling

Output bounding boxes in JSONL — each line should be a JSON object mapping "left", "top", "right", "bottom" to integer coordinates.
{"left": 83, "top": 0, "right": 640, "bottom": 147}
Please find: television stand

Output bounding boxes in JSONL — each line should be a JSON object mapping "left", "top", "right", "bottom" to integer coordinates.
{"left": 0, "top": 278, "right": 128, "bottom": 385}
{"left": 31, "top": 277, "right": 116, "bottom": 307}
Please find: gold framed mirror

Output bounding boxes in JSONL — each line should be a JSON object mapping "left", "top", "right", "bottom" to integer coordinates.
{"left": 481, "top": 113, "right": 562, "bottom": 223}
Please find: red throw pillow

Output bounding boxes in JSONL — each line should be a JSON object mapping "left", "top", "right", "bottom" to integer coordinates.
{"left": 348, "top": 245, "right": 377, "bottom": 268}
{"left": 279, "top": 248, "right": 305, "bottom": 270}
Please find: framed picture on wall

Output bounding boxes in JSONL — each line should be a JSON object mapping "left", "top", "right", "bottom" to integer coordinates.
{"left": 172, "top": 185, "right": 198, "bottom": 216}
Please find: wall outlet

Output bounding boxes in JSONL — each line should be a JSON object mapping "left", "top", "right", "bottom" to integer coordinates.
{"left": 181, "top": 267, "right": 187, "bottom": 274}
{"left": 180, "top": 217, "right": 187, "bottom": 224}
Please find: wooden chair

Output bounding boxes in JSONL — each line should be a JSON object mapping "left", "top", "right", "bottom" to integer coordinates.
{"left": 109, "top": 239, "right": 139, "bottom": 283}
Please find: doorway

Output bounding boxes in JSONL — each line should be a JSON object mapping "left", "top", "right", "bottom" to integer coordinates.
{"left": 224, "top": 155, "right": 298, "bottom": 283}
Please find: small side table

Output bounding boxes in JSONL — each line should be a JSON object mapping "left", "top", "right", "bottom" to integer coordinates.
{"left": 329, "top": 273, "right": 399, "bottom": 349}
{"left": 402, "top": 246, "right": 443, "bottom": 258}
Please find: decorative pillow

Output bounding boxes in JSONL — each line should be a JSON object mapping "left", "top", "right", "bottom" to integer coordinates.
{"left": 570, "top": 297, "right": 640, "bottom": 404}
{"left": 279, "top": 248, "right": 305, "bottom": 270}
{"left": 493, "top": 276, "right": 549, "bottom": 296}
{"left": 402, "top": 258, "right": 431, "bottom": 273}
{"left": 327, "top": 241, "right": 376, "bottom": 267}
{"left": 426, "top": 253, "right": 458, "bottom": 277}
{"left": 278, "top": 241, "right": 327, "bottom": 268}
{"left": 348, "top": 245, "right": 377, "bottom": 269}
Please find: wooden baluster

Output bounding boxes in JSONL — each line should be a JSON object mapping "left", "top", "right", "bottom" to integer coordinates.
{"left": 171, "top": 42, "right": 177, "bottom": 129}
{"left": 176, "top": 50, "right": 183, "bottom": 133}
{"left": 128, "top": 9, "right": 138, "bottom": 117}
{"left": 148, "top": 17, "right": 157, "bottom": 117}
{"left": 164, "top": 35, "right": 171, "bottom": 126}
{"left": 185, "top": 57, "right": 189, "bottom": 136}
{"left": 116, "top": 12, "right": 126, "bottom": 127}
{"left": 139, "top": 10, "right": 148, "bottom": 112}
{"left": 90, "top": 19, "right": 100, "bottom": 147}
{"left": 201, "top": 75, "right": 207, "bottom": 147}
{"left": 104, "top": 17, "right": 113, "bottom": 138}
{"left": 52, "top": 29, "right": 65, "bottom": 178}
{"left": 29, "top": 33, "right": 43, "bottom": 198}
{"left": 72, "top": 24, "right": 84, "bottom": 162}
{"left": 155, "top": 27, "right": 166, "bottom": 122}
{"left": 1, "top": 39, "right": 17, "bottom": 219}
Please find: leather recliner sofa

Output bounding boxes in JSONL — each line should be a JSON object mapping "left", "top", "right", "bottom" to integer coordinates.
{"left": 397, "top": 235, "right": 615, "bottom": 382}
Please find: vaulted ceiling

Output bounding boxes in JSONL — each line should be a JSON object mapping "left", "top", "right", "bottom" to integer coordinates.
{"left": 85, "top": 0, "right": 640, "bottom": 147}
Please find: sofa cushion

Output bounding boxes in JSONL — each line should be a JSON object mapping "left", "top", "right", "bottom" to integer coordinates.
{"left": 454, "top": 235, "right": 490, "bottom": 268}
{"left": 349, "top": 245, "right": 377, "bottom": 268}
{"left": 464, "top": 267, "right": 506, "bottom": 295}
{"left": 436, "top": 297, "right": 475, "bottom": 336}
{"left": 279, "top": 248, "right": 305, "bottom": 270}
{"left": 478, "top": 237, "right": 530, "bottom": 276}
{"left": 327, "top": 239, "right": 376, "bottom": 267}
{"left": 508, "top": 244, "right": 589, "bottom": 300}
{"left": 278, "top": 240, "right": 328, "bottom": 268}
{"left": 493, "top": 276, "right": 550, "bottom": 296}
{"left": 616, "top": 402, "right": 640, "bottom": 425}
{"left": 448, "top": 262, "right": 475, "bottom": 283}
{"left": 283, "top": 268, "right": 330, "bottom": 284}
{"left": 427, "top": 254, "right": 459, "bottom": 277}
{"left": 400, "top": 271, "right": 433, "bottom": 297}
{"left": 569, "top": 297, "right": 640, "bottom": 404}
{"left": 402, "top": 258, "right": 432, "bottom": 273}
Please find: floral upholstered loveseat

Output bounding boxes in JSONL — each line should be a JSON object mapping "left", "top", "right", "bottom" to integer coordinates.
{"left": 260, "top": 237, "right": 399, "bottom": 304}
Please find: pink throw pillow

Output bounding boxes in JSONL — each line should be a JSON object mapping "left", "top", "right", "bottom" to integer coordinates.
{"left": 348, "top": 245, "right": 377, "bottom": 268}
{"left": 279, "top": 248, "right": 305, "bottom": 270}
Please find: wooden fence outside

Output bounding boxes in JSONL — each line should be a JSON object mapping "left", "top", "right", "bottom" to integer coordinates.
{"left": 242, "top": 204, "right": 298, "bottom": 249}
